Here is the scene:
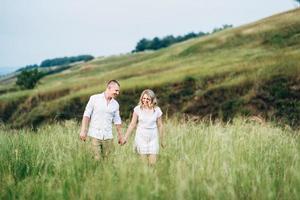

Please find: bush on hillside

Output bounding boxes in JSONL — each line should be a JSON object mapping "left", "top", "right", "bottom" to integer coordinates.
{"left": 16, "top": 69, "right": 44, "bottom": 89}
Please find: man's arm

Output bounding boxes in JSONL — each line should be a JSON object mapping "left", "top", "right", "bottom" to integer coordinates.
{"left": 80, "top": 96, "right": 94, "bottom": 141}
{"left": 80, "top": 116, "right": 90, "bottom": 141}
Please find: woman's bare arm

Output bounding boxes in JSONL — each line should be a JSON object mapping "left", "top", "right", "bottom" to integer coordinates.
{"left": 157, "top": 117, "right": 165, "bottom": 148}
{"left": 124, "top": 112, "right": 138, "bottom": 143}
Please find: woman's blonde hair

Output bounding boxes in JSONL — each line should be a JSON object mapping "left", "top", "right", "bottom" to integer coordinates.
{"left": 138, "top": 89, "right": 158, "bottom": 109}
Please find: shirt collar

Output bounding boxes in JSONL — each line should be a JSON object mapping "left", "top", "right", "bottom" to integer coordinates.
{"left": 102, "top": 92, "right": 113, "bottom": 104}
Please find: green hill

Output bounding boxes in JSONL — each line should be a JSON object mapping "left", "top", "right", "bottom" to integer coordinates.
{"left": 1, "top": 8, "right": 300, "bottom": 128}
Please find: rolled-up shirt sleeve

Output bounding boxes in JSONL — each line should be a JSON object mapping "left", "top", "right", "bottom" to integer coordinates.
{"left": 113, "top": 109, "right": 122, "bottom": 125}
{"left": 83, "top": 96, "right": 94, "bottom": 118}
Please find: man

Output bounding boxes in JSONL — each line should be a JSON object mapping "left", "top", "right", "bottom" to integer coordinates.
{"left": 79, "top": 80, "right": 124, "bottom": 159}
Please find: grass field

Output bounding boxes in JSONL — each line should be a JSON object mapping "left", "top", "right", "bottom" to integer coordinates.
{"left": 1, "top": 119, "right": 300, "bottom": 199}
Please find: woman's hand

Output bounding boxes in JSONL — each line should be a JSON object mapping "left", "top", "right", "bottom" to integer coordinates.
{"left": 121, "top": 136, "right": 128, "bottom": 145}
{"left": 80, "top": 131, "right": 87, "bottom": 141}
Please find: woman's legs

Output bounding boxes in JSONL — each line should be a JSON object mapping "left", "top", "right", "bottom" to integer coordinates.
{"left": 148, "top": 154, "right": 157, "bottom": 165}
{"left": 139, "top": 154, "right": 157, "bottom": 165}
{"left": 140, "top": 154, "right": 148, "bottom": 164}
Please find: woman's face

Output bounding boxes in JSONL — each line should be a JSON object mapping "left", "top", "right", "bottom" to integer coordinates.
{"left": 142, "top": 94, "right": 152, "bottom": 107}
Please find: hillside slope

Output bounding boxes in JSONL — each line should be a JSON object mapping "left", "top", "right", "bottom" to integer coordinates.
{"left": 1, "top": 8, "right": 300, "bottom": 128}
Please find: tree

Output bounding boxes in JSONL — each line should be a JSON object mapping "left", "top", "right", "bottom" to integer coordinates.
{"left": 16, "top": 68, "right": 44, "bottom": 89}
{"left": 161, "top": 35, "right": 176, "bottom": 48}
{"left": 295, "top": 0, "right": 300, "bottom": 4}
{"left": 150, "top": 37, "right": 161, "bottom": 50}
{"left": 134, "top": 38, "right": 151, "bottom": 52}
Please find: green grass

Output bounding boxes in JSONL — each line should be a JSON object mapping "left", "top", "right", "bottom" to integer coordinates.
{"left": 1, "top": 119, "right": 300, "bottom": 199}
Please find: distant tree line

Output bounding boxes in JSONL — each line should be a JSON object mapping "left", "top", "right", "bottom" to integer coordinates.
{"left": 40, "top": 55, "right": 94, "bottom": 67}
{"left": 16, "top": 55, "right": 94, "bottom": 72}
{"left": 211, "top": 24, "right": 233, "bottom": 33}
{"left": 16, "top": 64, "right": 39, "bottom": 72}
{"left": 15, "top": 54, "right": 94, "bottom": 89}
{"left": 133, "top": 24, "right": 233, "bottom": 52}
{"left": 133, "top": 32, "right": 207, "bottom": 52}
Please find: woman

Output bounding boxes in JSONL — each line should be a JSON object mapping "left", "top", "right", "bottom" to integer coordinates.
{"left": 123, "top": 89, "right": 164, "bottom": 165}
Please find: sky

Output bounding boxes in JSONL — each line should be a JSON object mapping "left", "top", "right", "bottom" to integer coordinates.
{"left": 0, "top": 0, "right": 298, "bottom": 74}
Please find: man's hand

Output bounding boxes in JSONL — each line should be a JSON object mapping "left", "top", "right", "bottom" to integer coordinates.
{"left": 80, "top": 117, "right": 90, "bottom": 142}
{"left": 118, "top": 135, "right": 123, "bottom": 145}
{"left": 80, "top": 131, "right": 87, "bottom": 141}
{"left": 118, "top": 135, "right": 127, "bottom": 145}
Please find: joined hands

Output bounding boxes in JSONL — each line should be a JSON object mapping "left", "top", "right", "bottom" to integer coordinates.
{"left": 118, "top": 136, "right": 127, "bottom": 145}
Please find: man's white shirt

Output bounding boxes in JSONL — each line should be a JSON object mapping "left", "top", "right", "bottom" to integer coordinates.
{"left": 83, "top": 93, "right": 121, "bottom": 140}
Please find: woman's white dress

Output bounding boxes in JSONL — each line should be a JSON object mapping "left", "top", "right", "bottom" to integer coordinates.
{"left": 133, "top": 106, "right": 163, "bottom": 154}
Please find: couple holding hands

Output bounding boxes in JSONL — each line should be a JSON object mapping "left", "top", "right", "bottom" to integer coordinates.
{"left": 79, "top": 80, "right": 164, "bottom": 165}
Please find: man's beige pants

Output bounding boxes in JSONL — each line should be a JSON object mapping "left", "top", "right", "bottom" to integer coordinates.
{"left": 91, "top": 138, "right": 114, "bottom": 160}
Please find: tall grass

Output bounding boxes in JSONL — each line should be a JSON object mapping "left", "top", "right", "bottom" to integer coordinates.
{"left": 1, "top": 119, "right": 299, "bottom": 199}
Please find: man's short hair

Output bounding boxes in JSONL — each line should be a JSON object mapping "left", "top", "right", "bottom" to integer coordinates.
{"left": 107, "top": 80, "right": 120, "bottom": 87}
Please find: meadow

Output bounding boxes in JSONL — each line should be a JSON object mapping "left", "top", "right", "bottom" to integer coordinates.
{"left": 1, "top": 119, "right": 300, "bottom": 200}
{"left": 1, "top": 8, "right": 300, "bottom": 200}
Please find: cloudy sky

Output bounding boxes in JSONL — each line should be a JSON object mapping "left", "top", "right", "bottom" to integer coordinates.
{"left": 0, "top": 0, "right": 297, "bottom": 74}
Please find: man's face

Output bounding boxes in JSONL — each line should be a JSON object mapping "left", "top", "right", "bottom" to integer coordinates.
{"left": 107, "top": 84, "right": 120, "bottom": 98}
